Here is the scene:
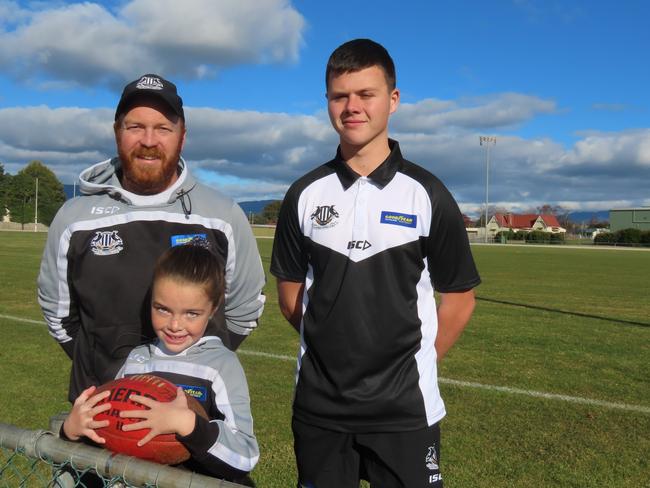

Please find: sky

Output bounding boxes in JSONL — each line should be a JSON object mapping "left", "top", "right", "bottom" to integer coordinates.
{"left": 0, "top": 0, "right": 648, "bottom": 217}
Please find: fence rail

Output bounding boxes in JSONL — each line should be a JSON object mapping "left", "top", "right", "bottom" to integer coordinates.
{"left": 0, "top": 418, "right": 246, "bottom": 487}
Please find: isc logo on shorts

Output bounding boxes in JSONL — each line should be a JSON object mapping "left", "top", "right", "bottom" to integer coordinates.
{"left": 429, "top": 473, "right": 443, "bottom": 484}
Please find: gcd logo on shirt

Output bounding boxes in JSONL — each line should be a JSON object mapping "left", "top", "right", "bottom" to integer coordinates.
{"left": 347, "top": 240, "right": 371, "bottom": 250}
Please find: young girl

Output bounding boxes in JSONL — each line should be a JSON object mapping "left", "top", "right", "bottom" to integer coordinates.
{"left": 62, "top": 244, "right": 259, "bottom": 485}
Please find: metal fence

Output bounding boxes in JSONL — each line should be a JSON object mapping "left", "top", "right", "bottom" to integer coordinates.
{"left": 0, "top": 416, "right": 246, "bottom": 487}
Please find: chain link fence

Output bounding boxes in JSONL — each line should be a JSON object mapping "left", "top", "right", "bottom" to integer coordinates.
{"left": 0, "top": 416, "right": 247, "bottom": 487}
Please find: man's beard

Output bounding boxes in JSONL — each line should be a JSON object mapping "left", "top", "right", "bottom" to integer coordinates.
{"left": 119, "top": 146, "right": 181, "bottom": 195}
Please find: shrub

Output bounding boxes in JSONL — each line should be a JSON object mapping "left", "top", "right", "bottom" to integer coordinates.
{"left": 495, "top": 230, "right": 517, "bottom": 243}
{"left": 549, "top": 233, "right": 565, "bottom": 243}
{"left": 526, "top": 231, "right": 551, "bottom": 244}
{"left": 594, "top": 232, "right": 614, "bottom": 244}
{"left": 641, "top": 231, "right": 650, "bottom": 245}
{"left": 615, "top": 228, "right": 642, "bottom": 245}
{"left": 594, "top": 228, "right": 650, "bottom": 247}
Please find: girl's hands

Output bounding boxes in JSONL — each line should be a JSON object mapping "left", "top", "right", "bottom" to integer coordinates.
{"left": 120, "top": 387, "right": 196, "bottom": 446}
{"left": 63, "top": 386, "right": 111, "bottom": 443}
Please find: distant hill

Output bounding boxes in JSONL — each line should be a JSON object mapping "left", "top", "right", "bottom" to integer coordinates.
{"left": 568, "top": 211, "right": 609, "bottom": 223}
{"left": 237, "top": 200, "right": 278, "bottom": 215}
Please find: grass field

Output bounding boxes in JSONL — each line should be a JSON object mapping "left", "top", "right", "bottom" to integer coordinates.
{"left": 1, "top": 231, "right": 649, "bottom": 487}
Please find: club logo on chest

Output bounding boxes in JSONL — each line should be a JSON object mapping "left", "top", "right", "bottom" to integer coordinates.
{"left": 310, "top": 205, "right": 340, "bottom": 228}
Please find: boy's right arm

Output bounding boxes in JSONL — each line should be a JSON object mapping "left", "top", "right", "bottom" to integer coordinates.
{"left": 270, "top": 182, "right": 308, "bottom": 333}
{"left": 277, "top": 279, "right": 304, "bottom": 332}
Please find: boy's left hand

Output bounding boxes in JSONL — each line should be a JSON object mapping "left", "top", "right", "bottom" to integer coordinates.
{"left": 120, "top": 387, "right": 196, "bottom": 446}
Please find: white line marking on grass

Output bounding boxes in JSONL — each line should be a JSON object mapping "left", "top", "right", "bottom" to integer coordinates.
{"left": 470, "top": 242, "right": 650, "bottom": 252}
{"left": 3, "top": 315, "right": 647, "bottom": 415}
{"left": 0, "top": 314, "right": 44, "bottom": 325}
{"left": 237, "top": 349, "right": 650, "bottom": 415}
{"left": 437, "top": 378, "right": 650, "bottom": 414}
{"left": 239, "top": 349, "right": 295, "bottom": 362}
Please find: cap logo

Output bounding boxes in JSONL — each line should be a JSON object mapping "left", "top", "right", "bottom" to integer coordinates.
{"left": 135, "top": 75, "right": 164, "bottom": 91}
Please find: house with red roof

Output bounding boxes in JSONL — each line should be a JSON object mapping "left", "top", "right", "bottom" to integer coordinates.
{"left": 486, "top": 213, "right": 566, "bottom": 237}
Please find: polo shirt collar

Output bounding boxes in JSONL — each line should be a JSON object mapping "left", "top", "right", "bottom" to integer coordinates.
{"left": 334, "top": 139, "right": 403, "bottom": 190}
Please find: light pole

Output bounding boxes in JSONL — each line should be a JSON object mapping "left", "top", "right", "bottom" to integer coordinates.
{"left": 479, "top": 136, "right": 496, "bottom": 243}
{"left": 34, "top": 177, "right": 39, "bottom": 232}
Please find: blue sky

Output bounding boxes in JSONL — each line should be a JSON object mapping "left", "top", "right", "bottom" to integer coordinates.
{"left": 1, "top": 0, "right": 648, "bottom": 216}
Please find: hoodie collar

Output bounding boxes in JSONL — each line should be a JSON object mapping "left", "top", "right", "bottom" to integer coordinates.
{"left": 151, "top": 336, "right": 222, "bottom": 357}
{"left": 79, "top": 157, "right": 193, "bottom": 206}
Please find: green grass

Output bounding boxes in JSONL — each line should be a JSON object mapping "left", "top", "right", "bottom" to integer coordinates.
{"left": 1, "top": 231, "right": 649, "bottom": 487}
{"left": 473, "top": 245, "right": 650, "bottom": 323}
{"left": 251, "top": 225, "right": 277, "bottom": 238}
{"left": 0, "top": 231, "right": 47, "bottom": 317}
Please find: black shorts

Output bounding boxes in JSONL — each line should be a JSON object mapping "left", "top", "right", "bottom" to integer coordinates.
{"left": 292, "top": 418, "right": 443, "bottom": 488}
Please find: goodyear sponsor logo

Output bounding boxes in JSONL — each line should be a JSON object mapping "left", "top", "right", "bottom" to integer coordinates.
{"left": 380, "top": 211, "right": 417, "bottom": 228}
{"left": 171, "top": 233, "right": 208, "bottom": 247}
{"left": 179, "top": 384, "right": 208, "bottom": 402}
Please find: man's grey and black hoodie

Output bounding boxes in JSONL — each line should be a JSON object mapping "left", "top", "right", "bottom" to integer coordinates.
{"left": 38, "top": 157, "right": 266, "bottom": 402}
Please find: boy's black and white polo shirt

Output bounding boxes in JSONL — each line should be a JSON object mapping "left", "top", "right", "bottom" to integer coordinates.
{"left": 271, "top": 140, "right": 481, "bottom": 433}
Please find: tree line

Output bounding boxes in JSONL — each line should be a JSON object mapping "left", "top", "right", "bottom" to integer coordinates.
{"left": 0, "top": 161, "right": 66, "bottom": 228}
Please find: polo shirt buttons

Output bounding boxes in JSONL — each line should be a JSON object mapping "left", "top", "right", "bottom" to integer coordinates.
{"left": 353, "top": 178, "right": 370, "bottom": 238}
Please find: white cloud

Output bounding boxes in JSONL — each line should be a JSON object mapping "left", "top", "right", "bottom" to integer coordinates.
{"left": 393, "top": 93, "right": 556, "bottom": 133}
{"left": 0, "top": 106, "right": 113, "bottom": 152}
{"left": 0, "top": 93, "right": 647, "bottom": 212}
{"left": 557, "top": 129, "right": 650, "bottom": 175}
{"left": 0, "top": 0, "right": 305, "bottom": 86}
{"left": 0, "top": 1, "right": 28, "bottom": 25}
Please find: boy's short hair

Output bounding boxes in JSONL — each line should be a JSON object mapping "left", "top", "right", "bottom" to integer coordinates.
{"left": 326, "top": 38, "right": 396, "bottom": 91}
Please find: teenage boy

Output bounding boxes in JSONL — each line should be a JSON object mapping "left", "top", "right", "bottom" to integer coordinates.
{"left": 271, "top": 39, "right": 481, "bottom": 487}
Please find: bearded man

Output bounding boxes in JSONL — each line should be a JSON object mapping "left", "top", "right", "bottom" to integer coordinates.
{"left": 38, "top": 74, "right": 266, "bottom": 402}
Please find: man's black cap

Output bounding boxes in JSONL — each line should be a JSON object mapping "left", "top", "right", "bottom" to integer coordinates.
{"left": 114, "top": 74, "right": 184, "bottom": 121}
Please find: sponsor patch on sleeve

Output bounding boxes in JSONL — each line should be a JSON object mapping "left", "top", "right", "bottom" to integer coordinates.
{"left": 170, "top": 234, "right": 208, "bottom": 247}
{"left": 380, "top": 211, "right": 417, "bottom": 228}
{"left": 179, "top": 384, "right": 209, "bottom": 402}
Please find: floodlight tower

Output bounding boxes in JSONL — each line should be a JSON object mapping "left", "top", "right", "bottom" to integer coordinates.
{"left": 479, "top": 136, "right": 496, "bottom": 243}
{"left": 34, "top": 177, "right": 39, "bottom": 232}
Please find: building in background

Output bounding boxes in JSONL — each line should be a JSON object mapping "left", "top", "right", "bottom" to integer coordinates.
{"left": 486, "top": 213, "right": 566, "bottom": 238}
{"left": 609, "top": 208, "right": 650, "bottom": 232}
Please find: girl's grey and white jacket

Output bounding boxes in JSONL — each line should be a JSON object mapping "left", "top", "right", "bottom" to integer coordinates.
{"left": 38, "top": 157, "right": 265, "bottom": 402}
{"left": 116, "top": 336, "right": 259, "bottom": 478}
